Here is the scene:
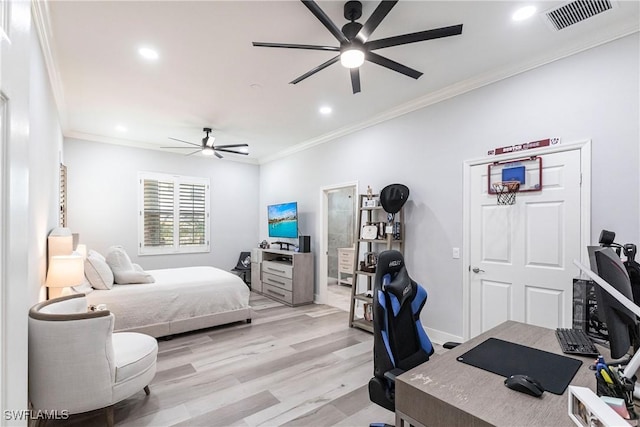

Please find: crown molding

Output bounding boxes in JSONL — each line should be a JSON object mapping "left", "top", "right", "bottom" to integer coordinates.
{"left": 259, "top": 27, "right": 638, "bottom": 165}
{"left": 65, "top": 131, "right": 260, "bottom": 165}
{"left": 31, "top": 0, "right": 69, "bottom": 131}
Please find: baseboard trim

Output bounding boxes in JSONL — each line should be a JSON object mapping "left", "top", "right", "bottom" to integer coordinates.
{"left": 423, "top": 324, "right": 464, "bottom": 346}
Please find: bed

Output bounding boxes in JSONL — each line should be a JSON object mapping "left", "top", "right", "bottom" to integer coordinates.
{"left": 83, "top": 266, "right": 252, "bottom": 338}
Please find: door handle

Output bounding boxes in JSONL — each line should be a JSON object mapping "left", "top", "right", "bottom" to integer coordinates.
{"left": 472, "top": 267, "right": 485, "bottom": 273}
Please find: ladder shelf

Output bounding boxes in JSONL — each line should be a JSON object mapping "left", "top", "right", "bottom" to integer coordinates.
{"left": 348, "top": 193, "right": 404, "bottom": 332}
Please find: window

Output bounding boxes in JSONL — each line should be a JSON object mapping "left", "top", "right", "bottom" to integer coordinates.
{"left": 138, "top": 172, "right": 210, "bottom": 255}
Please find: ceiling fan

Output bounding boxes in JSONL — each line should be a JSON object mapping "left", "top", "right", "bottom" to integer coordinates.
{"left": 163, "top": 128, "right": 249, "bottom": 159}
{"left": 252, "top": 0, "right": 463, "bottom": 94}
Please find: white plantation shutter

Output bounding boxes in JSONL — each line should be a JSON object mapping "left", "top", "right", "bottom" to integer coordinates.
{"left": 143, "top": 179, "right": 174, "bottom": 248}
{"left": 139, "top": 172, "right": 210, "bottom": 255}
{"left": 179, "top": 182, "right": 206, "bottom": 246}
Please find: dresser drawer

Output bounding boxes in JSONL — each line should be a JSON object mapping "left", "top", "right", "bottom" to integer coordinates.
{"left": 262, "top": 261, "right": 293, "bottom": 279}
{"left": 339, "top": 263, "right": 353, "bottom": 273}
{"left": 263, "top": 283, "right": 293, "bottom": 305}
{"left": 338, "top": 249, "right": 354, "bottom": 266}
{"left": 262, "top": 272, "right": 293, "bottom": 292}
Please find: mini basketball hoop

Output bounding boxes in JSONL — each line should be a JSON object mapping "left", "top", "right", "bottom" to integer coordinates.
{"left": 492, "top": 181, "right": 520, "bottom": 205}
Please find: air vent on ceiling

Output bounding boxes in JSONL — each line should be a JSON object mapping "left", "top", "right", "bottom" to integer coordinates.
{"left": 545, "top": 0, "right": 614, "bottom": 31}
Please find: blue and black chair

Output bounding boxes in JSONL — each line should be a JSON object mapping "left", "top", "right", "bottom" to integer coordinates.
{"left": 368, "top": 250, "right": 435, "bottom": 413}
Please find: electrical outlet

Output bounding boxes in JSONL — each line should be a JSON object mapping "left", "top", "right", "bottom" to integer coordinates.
{"left": 452, "top": 247, "right": 460, "bottom": 259}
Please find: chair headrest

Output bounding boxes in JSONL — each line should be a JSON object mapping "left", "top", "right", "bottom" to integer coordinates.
{"left": 383, "top": 269, "right": 414, "bottom": 309}
{"left": 375, "top": 250, "right": 414, "bottom": 307}
{"left": 377, "top": 250, "right": 405, "bottom": 277}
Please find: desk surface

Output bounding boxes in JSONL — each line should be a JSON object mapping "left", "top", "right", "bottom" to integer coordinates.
{"left": 395, "top": 321, "right": 606, "bottom": 427}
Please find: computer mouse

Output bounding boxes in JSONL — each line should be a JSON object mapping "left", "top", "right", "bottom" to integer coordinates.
{"left": 504, "top": 374, "right": 545, "bottom": 397}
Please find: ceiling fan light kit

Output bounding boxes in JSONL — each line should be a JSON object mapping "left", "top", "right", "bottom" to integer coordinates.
{"left": 252, "top": 0, "right": 463, "bottom": 94}
{"left": 340, "top": 45, "right": 365, "bottom": 68}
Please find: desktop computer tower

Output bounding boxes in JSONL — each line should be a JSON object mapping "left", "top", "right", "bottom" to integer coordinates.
{"left": 573, "top": 277, "right": 608, "bottom": 340}
{"left": 299, "top": 235, "right": 310, "bottom": 253}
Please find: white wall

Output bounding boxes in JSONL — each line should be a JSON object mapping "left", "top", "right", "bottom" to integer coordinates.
{"left": 30, "top": 31, "right": 65, "bottom": 304}
{"left": 64, "top": 139, "right": 260, "bottom": 270}
{"left": 2, "top": 9, "right": 63, "bottom": 424}
{"left": 260, "top": 34, "right": 640, "bottom": 340}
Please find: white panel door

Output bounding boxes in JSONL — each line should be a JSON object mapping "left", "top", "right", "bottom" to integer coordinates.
{"left": 469, "top": 149, "right": 582, "bottom": 337}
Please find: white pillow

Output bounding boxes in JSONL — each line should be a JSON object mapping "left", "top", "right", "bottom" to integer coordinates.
{"left": 85, "top": 253, "right": 114, "bottom": 290}
{"left": 114, "top": 269, "right": 155, "bottom": 285}
{"left": 71, "top": 277, "right": 94, "bottom": 294}
{"left": 106, "top": 247, "right": 154, "bottom": 284}
{"left": 88, "top": 249, "right": 106, "bottom": 262}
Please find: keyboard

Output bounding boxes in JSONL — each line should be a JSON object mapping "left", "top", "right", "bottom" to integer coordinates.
{"left": 556, "top": 328, "right": 599, "bottom": 357}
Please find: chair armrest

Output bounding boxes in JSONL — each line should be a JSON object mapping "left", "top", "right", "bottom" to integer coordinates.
{"left": 383, "top": 368, "right": 405, "bottom": 382}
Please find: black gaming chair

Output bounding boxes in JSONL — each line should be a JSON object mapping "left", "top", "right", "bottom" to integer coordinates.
{"left": 368, "top": 250, "right": 435, "bottom": 412}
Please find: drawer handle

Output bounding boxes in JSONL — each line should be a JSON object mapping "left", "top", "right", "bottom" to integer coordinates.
{"left": 267, "top": 267, "right": 286, "bottom": 274}
{"left": 269, "top": 279, "right": 286, "bottom": 286}
{"left": 267, "top": 289, "right": 285, "bottom": 298}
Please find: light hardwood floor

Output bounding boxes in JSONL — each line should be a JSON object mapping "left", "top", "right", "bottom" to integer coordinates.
{"left": 43, "top": 292, "right": 405, "bottom": 426}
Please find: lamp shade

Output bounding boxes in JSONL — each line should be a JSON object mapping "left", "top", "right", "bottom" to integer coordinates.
{"left": 46, "top": 255, "right": 84, "bottom": 288}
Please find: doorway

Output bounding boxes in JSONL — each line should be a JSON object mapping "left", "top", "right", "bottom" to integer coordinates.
{"left": 318, "top": 182, "right": 357, "bottom": 310}
{"left": 462, "top": 141, "right": 591, "bottom": 340}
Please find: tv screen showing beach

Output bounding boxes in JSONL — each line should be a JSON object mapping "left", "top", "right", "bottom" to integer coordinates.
{"left": 268, "top": 202, "right": 298, "bottom": 238}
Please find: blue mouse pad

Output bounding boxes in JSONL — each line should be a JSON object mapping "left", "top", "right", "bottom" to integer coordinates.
{"left": 456, "top": 338, "right": 582, "bottom": 395}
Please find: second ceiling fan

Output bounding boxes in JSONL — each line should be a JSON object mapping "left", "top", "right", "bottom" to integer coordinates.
{"left": 253, "top": 0, "right": 463, "bottom": 94}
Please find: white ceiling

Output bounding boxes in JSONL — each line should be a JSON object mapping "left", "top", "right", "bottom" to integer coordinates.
{"left": 40, "top": 0, "right": 639, "bottom": 163}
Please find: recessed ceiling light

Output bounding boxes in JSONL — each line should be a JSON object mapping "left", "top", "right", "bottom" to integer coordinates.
{"left": 116, "top": 125, "right": 127, "bottom": 132}
{"left": 512, "top": 5, "right": 537, "bottom": 21}
{"left": 319, "top": 106, "right": 332, "bottom": 115}
{"left": 138, "top": 47, "right": 159, "bottom": 60}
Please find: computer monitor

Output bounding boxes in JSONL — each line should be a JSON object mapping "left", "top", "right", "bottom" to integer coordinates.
{"left": 575, "top": 257, "right": 640, "bottom": 398}
{"left": 587, "top": 246, "right": 637, "bottom": 359}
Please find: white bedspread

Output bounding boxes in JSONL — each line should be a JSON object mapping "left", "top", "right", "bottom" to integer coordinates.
{"left": 85, "top": 266, "right": 250, "bottom": 332}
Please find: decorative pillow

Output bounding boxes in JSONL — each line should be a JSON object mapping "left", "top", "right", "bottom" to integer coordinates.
{"left": 106, "top": 246, "right": 154, "bottom": 284}
{"left": 88, "top": 249, "right": 106, "bottom": 262}
{"left": 71, "top": 277, "right": 94, "bottom": 294}
{"left": 85, "top": 253, "right": 114, "bottom": 290}
{"left": 113, "top": 269, "right": 155, "bottom": 285}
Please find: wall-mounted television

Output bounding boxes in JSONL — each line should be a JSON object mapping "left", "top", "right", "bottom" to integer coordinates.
{"left": 268, "top": 202, "right": 298, "bottom": 239}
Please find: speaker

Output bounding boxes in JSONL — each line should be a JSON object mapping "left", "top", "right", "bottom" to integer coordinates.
{"left": 299, "top": 235, "right": 310, "bottom": 253}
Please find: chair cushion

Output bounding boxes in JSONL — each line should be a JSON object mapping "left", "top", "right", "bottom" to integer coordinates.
{"left": 112, "top": 332, "right": 158, "bottom": 384}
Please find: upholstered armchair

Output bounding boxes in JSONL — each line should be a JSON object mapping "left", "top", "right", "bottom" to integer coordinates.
{"left": 28, "top": 294, "right": 158, "bottom": 426}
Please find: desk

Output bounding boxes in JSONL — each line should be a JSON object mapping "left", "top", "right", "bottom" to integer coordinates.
{"left": 395, "top": 321, "right": 607, "bottom": 427}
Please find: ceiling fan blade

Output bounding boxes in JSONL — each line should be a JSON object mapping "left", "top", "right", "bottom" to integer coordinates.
{"left": 350, "top": 68, "right": 361, "bottom": 94}
{"left": 356, "top": 0, "right": 398, "bottom": 42}
{"left": 252, "top": 42, "right": 339, "bottom": 51}
{"left": 366, "top": 52, "right": 422, "bottom": 79}
{"left": 214, "top": 148, "right": 249, "bottom": 155}
{"left": 185, "top": 150, "right": 201, "bottom": 156}
{"left": 215, "top": 152, "right": 223, "bottom": 159}
{"left": 290, "top": 55, "right": 340, "bottom": 84}
{"left": 161, "top": 146, "right": 201, "bottom": 149}
{"left": 168, "top": 137, "right": 201, "bottom": 147}
{"left": 366, "top": 24, "right": 463, "bottom": 50}
{"left": 301, "top": 0, "right": 349, "bottom": 44}
{"left": 213, "top": 144, "right": 249, "bottom": 149}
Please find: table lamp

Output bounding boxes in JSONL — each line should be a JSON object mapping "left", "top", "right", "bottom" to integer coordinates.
{"left": 46, "top": 254, "right": 84, "bottom": 299}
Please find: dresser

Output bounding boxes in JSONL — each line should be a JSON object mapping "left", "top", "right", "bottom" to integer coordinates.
{"left": 251, "top": 248, "right": 314, "bottom": 306}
